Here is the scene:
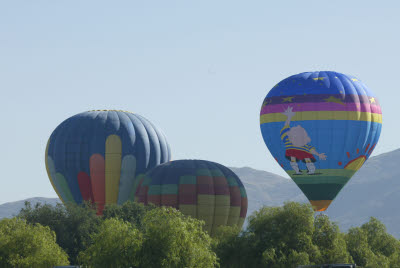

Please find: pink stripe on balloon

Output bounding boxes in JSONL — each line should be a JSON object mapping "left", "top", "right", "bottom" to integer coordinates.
{"left": 77, "top": 172, "right": 94, "bottom": 202}
{"left": 261, "top": 102, "right": 382, "bottom": 115}
{"left": 90, "top": 154, "right": 105, "bottom": 214}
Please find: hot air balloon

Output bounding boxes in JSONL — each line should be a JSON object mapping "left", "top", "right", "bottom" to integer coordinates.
{"left": 260, "top": 71, "right": 382, "bottom": 211}
{"left": 45, "top": 110, "right": 171, "bottom": 213}
{"left": 133, "top": 160, "right": 248, "bottom": 235}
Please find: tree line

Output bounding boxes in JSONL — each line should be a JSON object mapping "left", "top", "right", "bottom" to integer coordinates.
{"left": 0, "top": 201, "right": 399, "bottom": 267}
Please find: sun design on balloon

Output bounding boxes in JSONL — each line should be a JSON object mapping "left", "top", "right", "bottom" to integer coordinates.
{"left": 338, "top": 143, "right": 376, "bottom": 171}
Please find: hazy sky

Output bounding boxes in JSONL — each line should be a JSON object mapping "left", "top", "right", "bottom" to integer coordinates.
{"left": 1, "top": 1, "right": 399, "bottom": 204}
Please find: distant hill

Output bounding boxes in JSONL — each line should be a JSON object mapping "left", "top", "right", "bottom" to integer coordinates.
{"left": 0, "top": 197, "right": 60, "bottom": 219}
{"left": 325, "top": 149, "right": 400, "bottom": 238}
{"left": 232, "top": 149, "right": 400, "bottom": 238}
{"left": 1, "top": 149, "right": 399, "bottom": 238}
{"left": 229, "top": 167, "right": 306, "bottom": 216}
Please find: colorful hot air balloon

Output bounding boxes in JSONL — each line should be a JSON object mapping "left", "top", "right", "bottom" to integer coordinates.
{"left": 260, "top": 71, "right": 382, "bottom": 211}
{"left": 45, "top": 110, "right": 171, "bottom": 213}
{"left": 133, "top": 160, "right": 248, "bottom": 235}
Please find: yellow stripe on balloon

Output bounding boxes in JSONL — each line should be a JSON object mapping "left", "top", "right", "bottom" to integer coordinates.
{"left": 45, "top": 139, "right": 63, "bottom": 201}
{"left": 105, "top": 135, "right": 122, "bottom": 205}
{"left": 197, "top": 195, "right": 215, "bottom": 234}
{"left": 179, "top": 204, "right": 197, "bottom": 218}
{"left": 227, "top": 206, "right": 241, "bottom": 226}
{"left": 212, "top": 195, "right": 231, "bottom": 235}
{"left": 260, "top": 111, "right": 382, "bottom": 124}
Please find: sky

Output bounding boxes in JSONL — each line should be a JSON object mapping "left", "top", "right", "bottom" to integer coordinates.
{"left": 1, "top": 1, "right": 399, "bottom": 204}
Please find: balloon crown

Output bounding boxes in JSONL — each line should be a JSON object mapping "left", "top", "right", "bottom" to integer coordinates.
{"left": 88, "top": 109, "right": 134, "bottom": 113}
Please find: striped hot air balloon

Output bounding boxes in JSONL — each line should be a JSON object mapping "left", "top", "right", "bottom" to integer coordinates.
{"left": 45, "top": 110, "right": 171, "bottom": 213}
{"left": 260, "top": 71, "right": 382, "bottom": 211}
{"left": 133, "top": 160, "right": 248, "bottom": 235}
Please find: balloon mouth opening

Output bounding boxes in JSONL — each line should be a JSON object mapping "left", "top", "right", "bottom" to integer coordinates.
{"left": 310, "top": 200, "right": 332, "bottom": 212}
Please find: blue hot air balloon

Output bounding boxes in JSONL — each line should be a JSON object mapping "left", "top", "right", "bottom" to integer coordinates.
{"left": 260, "top": 71, "right": 382, "bottom": 211}
{"left": 45, "top": 110, "right": 171, "bottom": 213}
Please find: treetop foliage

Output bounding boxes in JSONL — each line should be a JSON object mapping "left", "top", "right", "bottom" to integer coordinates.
{"left": 0, "top": 217, "right": 69, "bottom": 268}
{"left": 2, "top": 200, "right": 398, "bottom": 267}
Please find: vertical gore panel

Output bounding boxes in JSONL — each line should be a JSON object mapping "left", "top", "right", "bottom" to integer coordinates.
{"left": 227, "top": 207, "right": 241, "bottom": 226}
{"left": 213, "top": 176, "right": 230, "bottom": 195}
{"left": 46, "top": 156, "right": 65, "bottom": 202}
{"left": 90, "top": 154, "right": 105, "bottom": 213}
{"left": 131, "top": 176, "right": 145, "bottom": 202}
{"left": 105, "top": 135, "right": 122, "bottom": 204}
{"left": 197, "top": 176, "right": 215, "bottom": 194}
{"left": 179, "top": 175, "right": 197, "bottom": 218}
{"left": 77, "top": 171, "right": 93, "bottom": 201}
{"left": 179, "top": 184, "right": 197, "bottom": 204}
{"left": 55, "top": 173, "right": 75, "bottom": 203}
{"left": 197, "top": 194, "right": 215, "bottom": 234}
{"left": 117, "top": 155, "right": 136, "bottom": 204}
{"left": 197, "top": 168, "right": 215, "bottom": 233}
{"left": 211, "top": 195, "right": 231, "bottom": 235}
{"left": 45, "top": 141, "right": 63, "bottom": 201}
{"left": 240, "top": 197, "right": 248, "bottom": 218}
{"left": 138, "top": 185, "right": 149, "bottom": 204}
{"left": 227, "top": 186, "right": 241, "bottom": 225}
{"left": 229, "top": 186, "right": 241, "bottom": 206}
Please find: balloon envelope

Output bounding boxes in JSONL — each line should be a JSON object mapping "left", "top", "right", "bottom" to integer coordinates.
{"left": 260, "top": 71, "right": 382, "bottom": 211}
{"left": 133, "top": 159, "right": 248, "bottom": 235}
{"left": 45, "top": 110, "right": 171, "bottom": 213}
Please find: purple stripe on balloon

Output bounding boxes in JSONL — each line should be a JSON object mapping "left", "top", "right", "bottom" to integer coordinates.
{"left": 262, "top": 94, "right": 379, "bottom": 105}
{"left": 261, "top": 102, "right": 382, "bottom": 115}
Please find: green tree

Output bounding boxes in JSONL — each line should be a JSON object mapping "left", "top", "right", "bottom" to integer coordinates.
{"left": 245, "top": 202, "right": 319, "bottom": 267}
{"left": 102, "top": 200, "right": 156, "bottom": 229}
{"left": 0, "top": 218, "right": 69, "bottom": 268}
{"left": 389, "top": 251, "right": 400, "bottom": 268}
{"left": 361, "top": 217, "right": 400, "bottom": 257}
{"left": 139, "top": 207, "right": 218, "bottom": 268}
{"left": 18, "top": 201, "right": 101, "bottom": 264}
{"left": 312, "top": 214, "right": 352, "bottom": 264}
{"left": 345, "top": 217, "right": 400, "bottom": 268}
{"left": 78, "top": 218, "right": 143, "bottom": 268}
{"left": 212, "top": 225, "right": 248, "bottom": 268}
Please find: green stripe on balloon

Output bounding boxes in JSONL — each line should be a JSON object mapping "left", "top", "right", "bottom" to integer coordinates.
{"left": 147, "top": 185, "right": 161, "bottom": 195}
{"left": 297, "top": 184, "right": 344, "bottom": 200}
{"left": 226, "top": 176, "right": 239, "bottom": 186}
{"left": 55, "top": 173, "right": 75, "bottom": 203}
{"left": 161, "top": 184, "right": 179, "bottom": 195}
{"left": 239, "top": 187, "right": 247, "bottom": 197}
{"left": 211, "top": 169, "right": 224, "bottom": 177}
{"left": 196, "top": 169, "right": 212, "bottom": 176}
{"left": 148, "top": 184, "right": 179, "bottom": 195}
{"left": 292, "top": 176, "right": 351, "bottom": 185}
{"left": 179, "top": 175, "right": 197, "bottom": 184}
{"left": 46, "top": 156, "right": 65, "bottom": 201}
